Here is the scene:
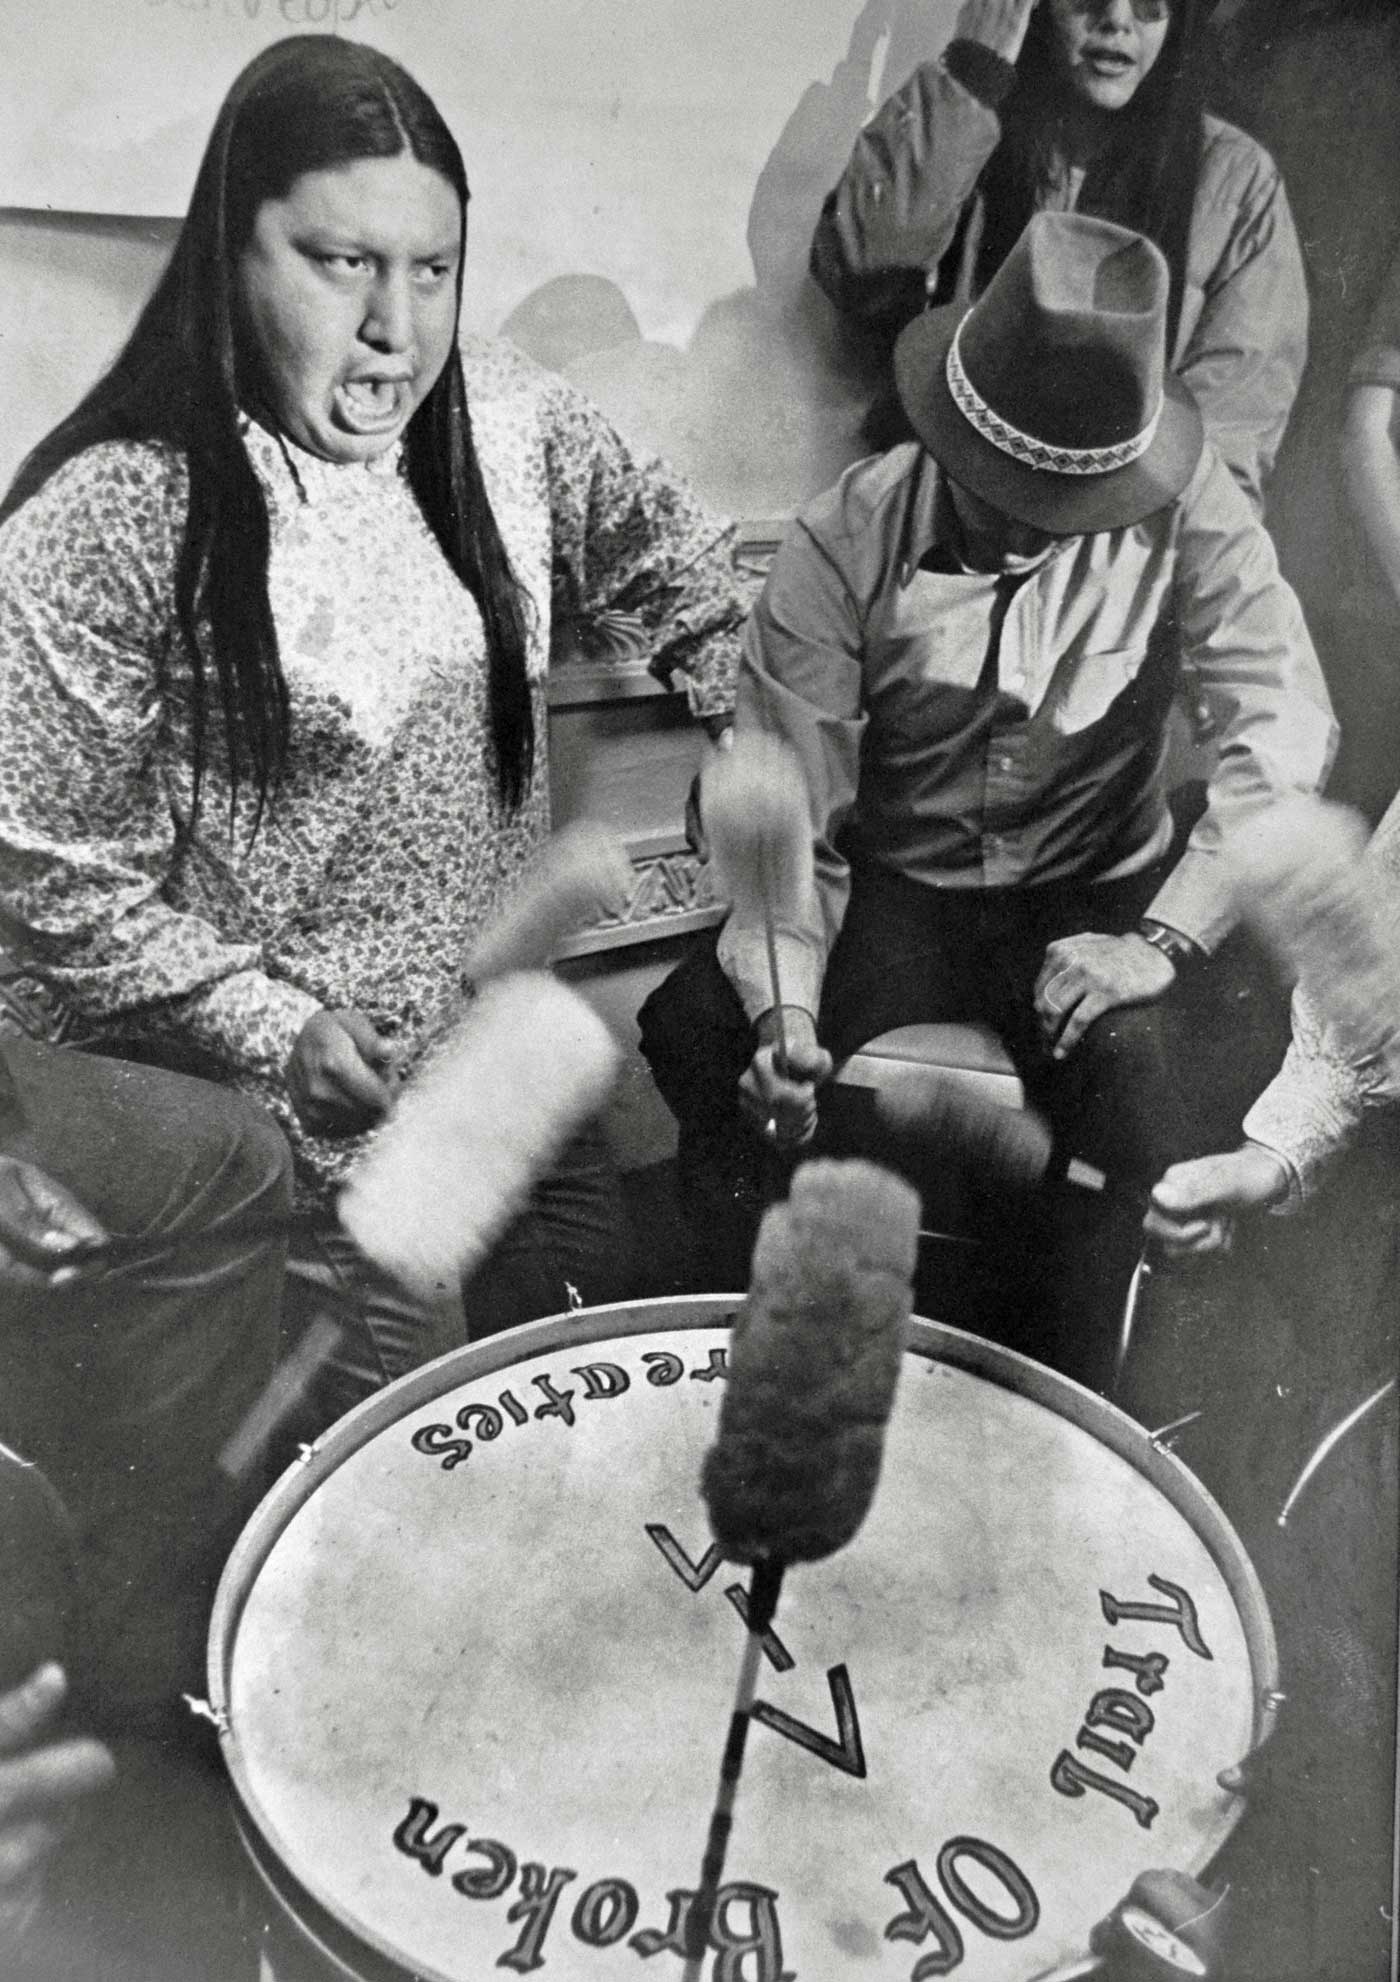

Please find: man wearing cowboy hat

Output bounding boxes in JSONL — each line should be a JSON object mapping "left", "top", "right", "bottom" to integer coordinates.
{"left": 640, "top": 210, "right": 1334, "bottom": 1326}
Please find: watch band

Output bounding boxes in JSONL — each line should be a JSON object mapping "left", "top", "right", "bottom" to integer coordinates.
{"left": 1136, "top": 918, "right": 1205, "bottom": 971}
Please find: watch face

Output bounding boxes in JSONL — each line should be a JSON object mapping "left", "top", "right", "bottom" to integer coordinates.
{"left": 1139, "top": 923, "right": 1191, "bottom": 965}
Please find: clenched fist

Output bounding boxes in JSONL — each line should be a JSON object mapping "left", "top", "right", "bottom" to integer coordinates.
{"left": 286, "top": 1009, "right": 399, "bottom": 1138}
{"left": 738, "top": 1007, "right": 833, "bottom": 1151}
{"left": 1145, "top": 1145, "right": 1292, "bottom": 1260}
{"left": 953, "top": 0, "right": 1039, "bottom": 64}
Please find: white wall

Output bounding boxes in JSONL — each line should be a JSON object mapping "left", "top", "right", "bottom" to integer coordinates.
{"left": 0, "top": 0, "right": 959, "bottom": 519}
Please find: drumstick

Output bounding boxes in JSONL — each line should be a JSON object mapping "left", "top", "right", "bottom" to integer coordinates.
{"left": 700, "top": 733, "right": 815, "bottom": 1076}
{"left": 213, "top": 974, "right": 621, "bottom": 1469}
{"left": 409, "top": 821, "right": 634, "bottom": 1060}
{"left": 462, "top": 820, "right": 634, "bottom": 986}
{"left": 217, "top": 1316, "right": 343, "bottom": 1480}
{"left": 1276, "top": 1375, "right": 1396, "bottom": 1530}
{"left": 49, "top": 978, "right": 619, "bottom": 1470}
{"left": 841, "top": 1059, "right": 1160, "bottom": 1399}
{"left": 340, "top": 971, "right": 620, "bottom": 1307}
{"left": 1225, "top": 793, "right": 1400, "bottom": 1082}
{"left": 847, "top": 1066, "right": 1056, "bottom": 1198}
{"left": 40, "top": 970, "right": 617, "bottom": 1308}
{"left": 685, "top": 1161, "right": 920, "bottom": 1973}
{"left": 1112, "top": 1240, "right": 1155, "bottom": 1392}
{"left": 682, "top": 1556, "right": 784, "bottom": 1980}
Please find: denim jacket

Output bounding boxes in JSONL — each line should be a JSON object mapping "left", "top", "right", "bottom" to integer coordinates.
{"left": 811, "top": 43, "right": 1309, "bottom": 514}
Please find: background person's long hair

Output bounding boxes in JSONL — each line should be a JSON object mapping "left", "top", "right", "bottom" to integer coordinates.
{"left": 0, "top": 35, "right": 534, "bottom": 831}
{"left": 970, "top": 0, "right": 1212, "bottom": 358}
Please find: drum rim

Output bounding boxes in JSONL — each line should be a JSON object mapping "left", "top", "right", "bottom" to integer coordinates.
{"left": 208, "top": 1294, "right": 1280, "bottom": 1982}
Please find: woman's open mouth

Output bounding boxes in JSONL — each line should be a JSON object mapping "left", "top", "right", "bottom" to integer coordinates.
{"left": 333, "top": 377, "right": 411, "bottom": 434}
{"left": 1083, "top": 49, "right": 1136, "bottom": 77}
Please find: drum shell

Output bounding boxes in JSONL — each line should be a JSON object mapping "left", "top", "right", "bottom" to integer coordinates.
{"left": 209, "top": 1297, "right": 1279, "bottom": 1982}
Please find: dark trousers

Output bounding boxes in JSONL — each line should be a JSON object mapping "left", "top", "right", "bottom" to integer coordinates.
{"left": 818, "top": 859, "right": 1287, "bottom": 1179}
{"left": 639, "top": 860, "right": 1289, "bottom": 1376}
{"left": 0, "top": 1038, "right": 290, "bottom": 1725}
{"left": 0, "top": 1038, "right": 631, "bottom": 1718}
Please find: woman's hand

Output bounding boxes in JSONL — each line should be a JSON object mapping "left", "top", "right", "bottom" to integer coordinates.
{"left": 0, "top": 1159, "right": 106, "bottom": 1288}
{"left": 1144, "top": 1144, "right": 1292, "bottom": 1260}
{"left": 0, "top": 1665, "right": 114, "bottom": 1941}
{"left": 286, "top": 1010, "right": 399, "bottom": 1138}
{"left": 738, "top": 1007, "right": 834, "bottom": 1152}
{"left": 954, "top": 0, "right": 1038, "bottom": 63}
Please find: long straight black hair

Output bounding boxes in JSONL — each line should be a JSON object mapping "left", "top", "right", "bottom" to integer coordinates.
{"left": 0, "top": 35, "right": 534, "bottom": 831}
{"left": 974, "top": 0, "right": 1213, "bottom": 357}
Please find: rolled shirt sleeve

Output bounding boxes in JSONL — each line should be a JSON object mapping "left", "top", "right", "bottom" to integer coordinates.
{"left": 1146, "top": 449, "right": 1338, "bottom": 951}
{"left": 1348, "top": 243, "right": 1400, "bottom": 393}
{"left": 1242, "top": 1050, "right": 1373, "bottom": 1208}
{"left": 716, "top": 524, "right": 867, "bottom": 1024}
{"left": 0, "top": 447, "right": 321, "bottom": 1085}
{"left": 540, "top": 372, "right": 744, "bottom": 720}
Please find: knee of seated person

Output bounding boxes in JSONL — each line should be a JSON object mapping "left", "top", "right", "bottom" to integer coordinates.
{"left": 1075, "top": 997, "right": 1176, "bottom": 1082}
{"left": 236, "top": 1098, "right": 294, "bottom": 1210}
{"left": 1066, "top": 1001, "right": 1181, "bottom": 1133}
{"left": 176, "top": 1084, "right": 293, "bottom": 1230}
{"left": 1064, "top": 1002, "right": 1186, "bottom": 1176}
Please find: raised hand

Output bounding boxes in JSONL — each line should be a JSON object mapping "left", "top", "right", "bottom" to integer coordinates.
{"left": 953, "top": 0, "right": 1039, "bottom": 64}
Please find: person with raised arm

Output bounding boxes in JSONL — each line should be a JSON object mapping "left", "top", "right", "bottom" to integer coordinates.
{"left": 811, "top": 0, "right": 1307, "bottom": 513}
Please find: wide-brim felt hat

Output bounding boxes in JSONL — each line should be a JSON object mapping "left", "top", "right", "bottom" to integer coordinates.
{"left": 894, "top": 211, "right": 1204, "bottom": 536}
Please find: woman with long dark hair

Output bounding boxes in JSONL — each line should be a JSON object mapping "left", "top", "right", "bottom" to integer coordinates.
{"left": 811, "top": 0, "right": 1308, "bottom": 511}
{"left": 0, "top": 36, "right": 743, "bottom": 1386}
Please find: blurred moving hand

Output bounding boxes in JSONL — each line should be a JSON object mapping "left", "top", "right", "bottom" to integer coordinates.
{"left": 953, "top": 0, "right": 1039, "bottom": 63}
{"left": 0, "top": 1664, "right": 113, "bottom": 1945}
{"left": 0, "top": 1158, "right": 106, "bottom": 1288}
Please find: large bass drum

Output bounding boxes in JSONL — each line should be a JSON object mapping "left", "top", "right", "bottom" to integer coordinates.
{"left": 208, "top": 1296, "right": 1278, "bottom": 1981}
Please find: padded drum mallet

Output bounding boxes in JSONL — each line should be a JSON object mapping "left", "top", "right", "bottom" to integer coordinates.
{"left": 682, "top": 1157, "right": 921, "bottom": 1978}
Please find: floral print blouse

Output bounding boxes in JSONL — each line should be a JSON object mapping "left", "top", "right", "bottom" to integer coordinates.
{"left": 0, "top": 336, "right": 743, "bottom": 1194}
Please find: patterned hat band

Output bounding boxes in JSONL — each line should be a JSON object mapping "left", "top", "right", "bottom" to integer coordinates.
{"left": 946, "top": 319, "right": 1163, "bottom": 477}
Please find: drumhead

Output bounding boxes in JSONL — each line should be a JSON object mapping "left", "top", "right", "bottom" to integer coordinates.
{"left": 210, "top": 1297, "right": 1277, "bottom": 1982}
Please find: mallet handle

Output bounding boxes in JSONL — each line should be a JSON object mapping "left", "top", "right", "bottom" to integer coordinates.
{"left": 682, "top": 1557, "right": 785, "bottom": 1980}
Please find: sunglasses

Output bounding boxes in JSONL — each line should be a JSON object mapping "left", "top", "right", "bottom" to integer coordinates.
{"left": 1062, "top": 0, "right": 1171, "bottom": 19}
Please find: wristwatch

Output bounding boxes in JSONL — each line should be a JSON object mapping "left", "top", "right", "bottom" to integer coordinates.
{"left": 1136, "top": 918, "right": 1205, "bottom": 972}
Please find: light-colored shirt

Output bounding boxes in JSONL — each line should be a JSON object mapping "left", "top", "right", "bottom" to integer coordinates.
{"left": 1349, "top": 241, "right": 1400, "bottom": 393}
{"left": 718, "top": 441, "right": 1336, "bottom": 1024}
{"left": 0, "top": 337, "right": 743, "bottom": 1194}
{"left": 1243, "top": 790, "right": 1400, "bottom": 1200}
